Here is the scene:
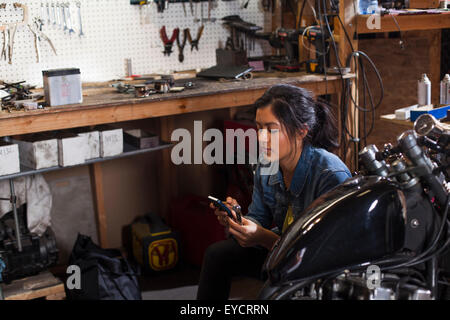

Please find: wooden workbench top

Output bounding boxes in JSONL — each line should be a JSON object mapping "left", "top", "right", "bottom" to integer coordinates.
{"left": 0, "top": 72, "right": 353, "bottom": 120}
{"left": 0, "top": 72, "right": 354, "bottom": 137}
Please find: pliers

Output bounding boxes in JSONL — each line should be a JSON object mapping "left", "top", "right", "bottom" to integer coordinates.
{"left": 187, "top": 25, "right": 204, "bottom": 51}
{"left": 28, "top": 18, "right": 57, "bottom": 63}
{"left": 160, "top": 26, "right": 179, "bottom": 56}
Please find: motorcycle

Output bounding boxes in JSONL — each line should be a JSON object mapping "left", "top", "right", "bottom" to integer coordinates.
{"left": 259, "top": 114, "right": 450, "bottom": 300}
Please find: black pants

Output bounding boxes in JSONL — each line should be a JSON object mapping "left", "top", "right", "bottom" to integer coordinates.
{"left": 196, "top": 238, "right": 269, "bottom": 300}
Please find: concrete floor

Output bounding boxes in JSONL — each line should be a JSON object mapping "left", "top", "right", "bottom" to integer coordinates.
{"left": 139, "top": 264, "right": 264, "bottom": 300}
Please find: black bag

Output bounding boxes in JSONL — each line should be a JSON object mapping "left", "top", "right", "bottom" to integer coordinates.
{"left": 65, "top": 234, "right": 142, "bottom": 300}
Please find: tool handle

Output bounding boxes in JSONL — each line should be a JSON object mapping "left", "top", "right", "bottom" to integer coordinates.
{"left": 186, "top": 28, "right": 193, "bottom": 43}
{"left": 160, "top": 26, "right": 169, "bottom": 43}
{"left": 197, "top": 25, "right": 205, "bottom": 40}
{"left": 169, "top": 28, "right": 179, "bottom": 43}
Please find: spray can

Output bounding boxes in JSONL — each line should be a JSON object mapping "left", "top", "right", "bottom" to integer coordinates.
{"left": 440, "top": 74, "right": 450, "bottom": 106}
{"left": 125, "top": 58, "right": 133, "bottom": 77}
{"left": 418, "top": 74, "right": 431, "bottom": 106}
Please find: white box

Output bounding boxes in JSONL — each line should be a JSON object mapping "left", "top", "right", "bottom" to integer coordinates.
{"left": 56, "top": 133, "right": 87, "bottom": 167}
{"left": 0, "top": 142, "right": 20, "bottom": 176}
{"left": 395, "top": 104, "right": 419, "bottom": 120}
{"left": 99, "top": 128, "right": 123, "bottom": 157}
{"left": 12, "top": 134, "right": 58, "bottom": 170}
{"left": 75, "top": 130, "right": 100, "bottom": 160}
{"left": 43, "top": 68, "right": 83, "bottom": 107}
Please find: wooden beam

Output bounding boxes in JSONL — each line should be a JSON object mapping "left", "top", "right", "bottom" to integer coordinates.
{"left": 339, "top": 0, "right": 359, "bottom": 171}
{"left": 357, "top": 13, "right": 450, "bottom": 34}
{"left": 89, "top": 162, "right": 108, "bottom": 248}
{"left": 429, "top": 30, "right": 442, "bottom": 106}
{"left": 157, "top": 117, "right": 177, "bottom": 220}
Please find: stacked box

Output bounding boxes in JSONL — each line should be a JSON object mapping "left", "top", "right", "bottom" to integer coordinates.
{"left": 124, "top": 129, "right": 160, "bottom": 149}
{"left": 54, "top": 132, "right": 87, "bottom": 167}
{"left": 12, "top": 133, "right": 58, "bottom": 170}
{"left": 71, "top": 128, "right": 100, "bottom": 160}
{"left": 97, "top": 126, "right": 123, "bottom": 157}
{"left": 0, "top": 142, "right": 20, "bottom": 176}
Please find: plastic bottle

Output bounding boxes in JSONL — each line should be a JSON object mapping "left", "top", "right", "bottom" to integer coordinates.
{"left": 440, "top": 74, "right": 450, "bottom": 106}
{"left": 367, "top": 0, "right": 379, "bottom": 14}
{"left": 418, "top": 74, "right": 432, "bottom": 107}
{"left": 358, "top": 0, "right": 371, "bottom": 14}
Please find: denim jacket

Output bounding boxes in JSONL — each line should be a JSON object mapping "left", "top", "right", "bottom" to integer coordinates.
{"left": 246, "top": 143, "right": 352, "bottom": 235}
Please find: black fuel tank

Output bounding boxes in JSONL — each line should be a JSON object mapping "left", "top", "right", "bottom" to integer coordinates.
{"left": 264, "top": 176, "right": 408, "bottom": 284}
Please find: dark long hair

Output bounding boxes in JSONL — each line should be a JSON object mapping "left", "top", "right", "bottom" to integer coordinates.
{"left": 254, "top": 84, "right": 339, "bottom": 152}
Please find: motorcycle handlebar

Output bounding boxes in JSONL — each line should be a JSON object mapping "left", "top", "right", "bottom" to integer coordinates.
{"left": 398, "top": 130, "right": 448, "bottom": 208}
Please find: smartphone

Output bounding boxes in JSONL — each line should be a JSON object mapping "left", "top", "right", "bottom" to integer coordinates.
{"left": 208, "top": 196, "right": 242, "bottom": 224}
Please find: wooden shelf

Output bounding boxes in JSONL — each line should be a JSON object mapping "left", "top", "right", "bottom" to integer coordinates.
{"left": 1, "top": 271, "right": 65, "bottom": 300}
{"left": 357, "top": 12, "right": 450, "bottom": 34}
{"left": 0, "top": 142, "right": 173, "bottom": 181}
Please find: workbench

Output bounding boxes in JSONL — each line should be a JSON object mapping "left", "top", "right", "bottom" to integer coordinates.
{"left": 0, "top": 72, "right": 354, "bottom": 248}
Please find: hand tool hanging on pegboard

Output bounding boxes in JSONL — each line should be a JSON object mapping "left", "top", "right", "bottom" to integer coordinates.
{"left": 177, "top": 28, "right": 189, "bottom": 63}
{"left": 187, "top": 25, "right": 204, "bottom": 51}
{"left": 76, "top": 2, "right": 84, "bottom": 36}
{"left": 27, "top": 18, "right": 57, "bottom": 63}
{"left": 0, "top": 2, "right": 29, "bottom": 65}
{"left": 160, "top": 26, "right": 179, "bottom": 56}
{"left": 189, "top": 0, "right": 195, "bottom": 16}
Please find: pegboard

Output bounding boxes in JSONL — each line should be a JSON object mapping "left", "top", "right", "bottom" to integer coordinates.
{"left": 0, "top": 0, "right": 272, "bottom": 87}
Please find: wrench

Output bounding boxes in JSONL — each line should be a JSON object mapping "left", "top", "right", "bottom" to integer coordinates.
{"left": 62, "top": 2, "right": 68, "bottom": 33}
{"left": 55, "top": 3, "right": 61, "bottom": 29}
{"left": 51, "top": 2, "right": 56, "bottom": 27}
{"left": 46, "top": 3, "right": 51, "bottom": 25}
{"left": 66, "top": 3, "right": 75, "bottom": 35}
{"left": 76, "top": 2, "right": 84, "bottom": 37}
{"left": 40, "top": 2, "right": 46, "bottom": 26}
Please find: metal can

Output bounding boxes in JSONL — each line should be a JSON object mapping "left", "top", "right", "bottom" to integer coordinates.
{"left": 125, "top": 58, "right": 132, "bottom": 77}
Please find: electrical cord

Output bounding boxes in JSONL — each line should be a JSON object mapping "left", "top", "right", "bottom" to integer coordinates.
{"left": 320, "top": 0, "right": 381, "bottom": 166}
{"left": 405, "top": 221, "right": 450, "bottom": 267}
{"left": 317, "top": 0, "right": 328, "bottom": 96}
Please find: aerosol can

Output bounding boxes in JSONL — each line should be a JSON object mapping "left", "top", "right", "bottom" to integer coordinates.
{"left": 418, "top": 74, "right": 432, "bottom": 106}
{"left": 440, "top": 74, "right": 450, "bottom": 106}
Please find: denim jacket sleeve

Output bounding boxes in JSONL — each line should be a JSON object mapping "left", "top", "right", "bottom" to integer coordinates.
{"left": 245, "top": 166, "right": 273, "bottom": 229}
{"left": 315, "top": 169, "right": 351, "bottom": 198}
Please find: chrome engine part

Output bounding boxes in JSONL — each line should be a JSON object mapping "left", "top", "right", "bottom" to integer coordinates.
{"left": 290, "top": 273, "right": 432, "bottom": 300}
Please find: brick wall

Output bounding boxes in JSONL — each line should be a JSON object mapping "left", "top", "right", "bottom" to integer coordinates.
{"left": 357, "top": 30, "right": 443, "bottom": 148}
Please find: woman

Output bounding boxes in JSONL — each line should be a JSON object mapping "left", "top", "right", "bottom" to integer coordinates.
{"left": 196, "top": 84, "right": 351, "bottom": 300}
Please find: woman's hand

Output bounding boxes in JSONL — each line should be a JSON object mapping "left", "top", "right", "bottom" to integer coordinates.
{"left": 210, "top": 196, "right": 280, "bottom": 250}
{"left": 210, "top": 197, "right": 240, "bottom": 227}
{"left": 227, "top": 216, "right": 280, "bottom": 251}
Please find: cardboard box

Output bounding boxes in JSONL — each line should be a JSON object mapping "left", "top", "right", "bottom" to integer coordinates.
{"left": 410, "top": 105, "right": 450, "bottom": 122}
{"left": 395, "top": 104, "right": 419, "bottom": 120}
{"left": 0, "top": 142, "right": 20, "bottom": 176}
{"left": 12, "top": 133, "right": 58, "bottom": 170}
{"left": 124, "top": 129, "right": 160, "bottom": 149}
{"left": 54, "top": 132, "right": 87, "bottom": 167}
{"left": 97, "top": 126, "right": 123, "bottom": 157}
{"left": 71, "top": 128, "right": 100, "bottom": 160}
